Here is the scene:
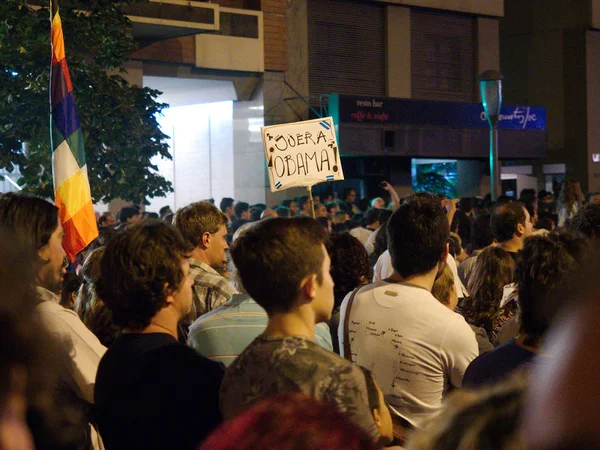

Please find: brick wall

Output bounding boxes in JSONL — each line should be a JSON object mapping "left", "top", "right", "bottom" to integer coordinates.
{"left": 262, "top": 0, "right": 287, "bottom": 71}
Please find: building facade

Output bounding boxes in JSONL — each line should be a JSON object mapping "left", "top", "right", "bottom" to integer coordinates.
{"left": 116, "top": 0, "right": 594, "bottom": 209}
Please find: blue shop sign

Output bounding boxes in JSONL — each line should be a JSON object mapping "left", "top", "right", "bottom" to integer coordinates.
{"left": 329, "top": 94, "right": 546, "bottom": 131}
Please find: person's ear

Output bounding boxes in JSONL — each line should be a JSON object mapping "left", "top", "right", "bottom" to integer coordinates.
{"left": 372, "top": 407, "right": 383, "bottom": 427}
{"left": 516, "top": 222, "right": 525, "bottom": 237}
{"left": 163, "top": 283, "right": 175, "bottom": 306}
{"left": 299, "top": 273, "right": 317, "bottom": 304}
{"left": 38, "top": 244, "right": 50, "bottom": 264}
{"left": 201, "top": 231, "right": 211, "bottom": 248}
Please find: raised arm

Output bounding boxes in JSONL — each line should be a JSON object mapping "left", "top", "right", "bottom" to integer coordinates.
{"left": 381, "top": 181, "right": 400, "bottom": 211}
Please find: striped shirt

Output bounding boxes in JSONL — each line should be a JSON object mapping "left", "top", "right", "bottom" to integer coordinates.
{"left": 187, "top": 293, "right": 333, "bottom": 366}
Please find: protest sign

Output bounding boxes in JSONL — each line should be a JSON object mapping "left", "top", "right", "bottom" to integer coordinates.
{"left": 262, "top": 117, "right": 344, "bottom": 192}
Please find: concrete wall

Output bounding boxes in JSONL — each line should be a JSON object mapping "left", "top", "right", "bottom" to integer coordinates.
{"left": 386, "top": 6, "right": 411, "bottom": 98}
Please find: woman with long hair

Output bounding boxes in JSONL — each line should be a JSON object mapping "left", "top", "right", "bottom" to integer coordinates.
{"left": 458, "top": 246, "right": 516, "bottom": 345}
{"left": 557, "top": 178, "right": 584, "bottom": 227}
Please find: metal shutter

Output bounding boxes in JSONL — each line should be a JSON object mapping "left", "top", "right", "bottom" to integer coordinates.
{"left": 308, "top": 0, "right": 385, "bottom": 107}
{"left": 411, "top": 8, "right": 476, "bottom": 102}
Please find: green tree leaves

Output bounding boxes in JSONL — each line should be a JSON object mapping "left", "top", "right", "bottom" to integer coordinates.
{"left": 0, "top": 0, "right": 173, "bottom": 204}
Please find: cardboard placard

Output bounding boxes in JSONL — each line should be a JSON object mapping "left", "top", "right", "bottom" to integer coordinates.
{"left": 262, "top": 117, "right": 344, "bottom": 192}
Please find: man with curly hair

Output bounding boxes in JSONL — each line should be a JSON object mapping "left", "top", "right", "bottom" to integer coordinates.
{"left": 94, "top": 221, "right": 224, "bottom": 450}
{"left": 219, "top": 217, "right": 386, "bottom": 445}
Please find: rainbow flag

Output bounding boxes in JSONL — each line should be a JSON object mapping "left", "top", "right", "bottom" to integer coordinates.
{"left": 50, "top": 0, "right": 98, "bottom": 261}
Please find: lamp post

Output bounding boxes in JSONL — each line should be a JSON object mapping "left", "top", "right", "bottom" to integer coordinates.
{"left": 478, "top": 70, "right": 503, "bottom": 201}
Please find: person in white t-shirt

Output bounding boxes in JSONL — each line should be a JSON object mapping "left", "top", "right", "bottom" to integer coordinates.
{"left": 339, "top": 193, "right": 478, "bottom": 429}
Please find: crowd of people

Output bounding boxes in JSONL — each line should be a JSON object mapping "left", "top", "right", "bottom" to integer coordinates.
{"left": 0, "top": 177, "right": 599, "bottom": 450}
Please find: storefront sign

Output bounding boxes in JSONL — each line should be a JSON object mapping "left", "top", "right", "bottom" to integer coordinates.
{"left": 330, "top": 94, "right": 546, "bottom": 130}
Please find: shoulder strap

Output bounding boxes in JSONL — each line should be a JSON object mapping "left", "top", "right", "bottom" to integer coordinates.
{"left": 343, "top": 287, "right": 360, "bottom": 362}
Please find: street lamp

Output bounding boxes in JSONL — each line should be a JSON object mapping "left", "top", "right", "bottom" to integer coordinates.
{"left": 478, "top": 70, "right": 503, "bottom": 201}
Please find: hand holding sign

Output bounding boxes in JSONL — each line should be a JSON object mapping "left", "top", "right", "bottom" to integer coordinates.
{"left": 261, "top": 117, "right": 344, "bottom": 192}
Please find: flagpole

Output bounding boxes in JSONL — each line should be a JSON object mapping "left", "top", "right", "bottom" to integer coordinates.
{"left": 49, "top": 0, "right": 54, "bottom": 156}
{"left": 307, "top": 186, "right": 315, "bottom": 218}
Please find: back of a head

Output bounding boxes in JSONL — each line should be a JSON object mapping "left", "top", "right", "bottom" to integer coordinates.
{"left": 364, "top": 208, "right": 381, "bottom": 227}
{"left": 559, "top": 178, "right": 584, "bottom": 207}
{"left": 159, "top": 205, "right": 172, "bottom": 217}
{"left": 76, "top": 247, "right": 105, "bottom": 316}
{"left": 516, "top": 231, "right": 588, "bottom": 340}
{"left": 491, "top": 202, "right": 526, "bottom": 243}
{"left": 467, "top": 246, "right": 515, "bottom": 303}
{"left": 75, "top": 247, "right": 121, "bottom": 346}
{"left": 448, "top": 233, "right": 462, "bottom": 258}
{"left": 343, "top": 188, "right": 356, "bottom": 202}
{"left": 0, "top": 192, "right": 58, "bottom": 253}
{"left": 377, "top": 209, "right": 392, "bottom": 226}
{"left": 200, "top": 393, "right": 380, "bottom": 450}
{"left": 96, "top": 220, "right": 192, "bottom": 331}
{"left": 519, "top": 189, "right": 537, "bottom": 205}
{"left": 328, "top": 233, "right": 370, "bottom": 307}
{"left": 117, "top": 206, "right": 139, "bottom": 224}
{"left": 569, "top": 203, "right": 600, "bottom": 239}
{"left": 325, "top": 201, "right": 338, "bottom": 214}
{"left": 463, "top": 246, "right": 515, "bottom": 332}
{"left": 297, "top": 195, "right": 309, "bottom": 211}
{"left": 219, "top": 198, "right": 234, "bottom": 213}
{"left": 333, "top": 210, "right": 349, "bottom": 224}
{"left": 387, "top": 195, "right": 449, "bottom": 278}
{"left": 431, "top": 263, "right": 455, "bottom": 307}
{"left": 234, "top": 201, "right": 249, "bottom": 218}
{"left": 459, "top": 197, "right": 474, "bottom": 212}
{"left": 370, "top": 226, "right": 389, "bottom": 267}
{"left": 98, "top": 212, "right": 114, "bottom": 227}
{"left": 230, "top": 217, "right": 327, "bottom": 314}
{"left": 249, "top": 207, "right": 263, "bottom": 222}
{"left": 174, "top": 201, "right": 228, "bottom": 247}
{"left": 275, "top": 206, "right": 291, "bottom": 218}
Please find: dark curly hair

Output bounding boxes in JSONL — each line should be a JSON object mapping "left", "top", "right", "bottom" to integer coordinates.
{"left": 96, "top": 220, "right": 193, "bottom": 330}
{"left": 569, "top": 203, "right": 600, "bottom": 239}
{"left": 369, "top": 225, "right": 389, "bottom": 267}
{"left": 75, "top": 248, "right": 121, "bottom": 347}
{"left": 517, "top": 231, "right": 588, "bottom": 341}
{"left": 328, "top": 233, "right": 371, "bottom": 308}
{"left": 469, "top": 214, "right": 495, "bottom": 252}
{"left": 462, "top": 246, "right": 515, "bottom": 334}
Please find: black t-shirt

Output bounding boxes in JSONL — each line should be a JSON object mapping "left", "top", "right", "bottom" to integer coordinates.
{"left": 95, "top": 333, "right": 224, "bottom": 450}
{"left": 462, "top": 338, "right": 535, "bottom": 389}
